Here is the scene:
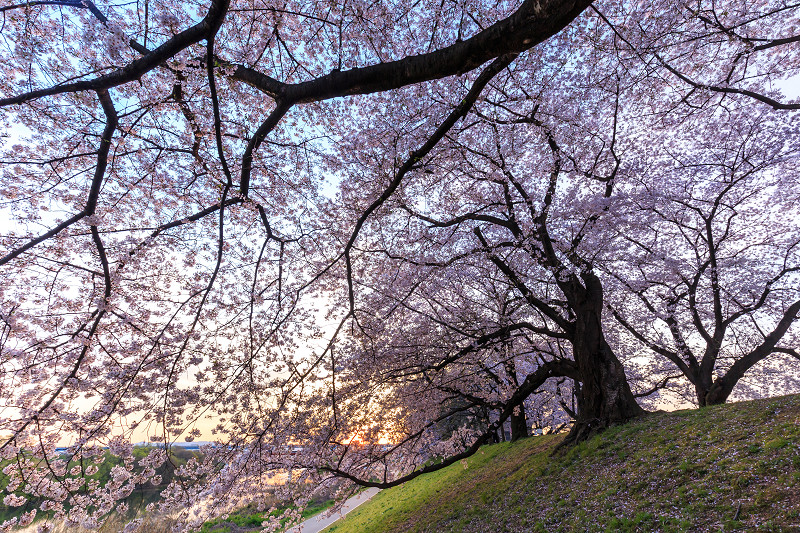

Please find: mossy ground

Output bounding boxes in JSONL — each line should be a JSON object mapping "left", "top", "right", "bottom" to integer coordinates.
{"left": 325, "top": 395, "right": 800, "bottom": 533}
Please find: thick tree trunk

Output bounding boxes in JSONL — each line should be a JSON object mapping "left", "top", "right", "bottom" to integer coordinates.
{"left": 704, "top": 379, "right": 733, "bottom": 405}
{"left": 569, "top": 338, "right": 643, "bottom": 441}
{"left": 509, "top": 404, "right": 528, "bottom": 441}
{"left": 704, "top": 368, "right": 742, "bottom": 406}
{"left": 695, "top": 384, "right": 709, "bottom": 407}
{"left": 693, "top": 371, "right": 714, "bottom": 407}
{"left": 503, "top": 355, "right": 528, "bottom": 441}
{"left": 562, "top": 274, "right": 644, "bottom": 444}
{"left": 696, "top": 352, "right": 767, "bottom": 407}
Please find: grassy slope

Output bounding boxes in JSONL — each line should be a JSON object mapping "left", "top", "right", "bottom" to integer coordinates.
{"left": 324, "top": 395, "right": 800, "bottom": 533}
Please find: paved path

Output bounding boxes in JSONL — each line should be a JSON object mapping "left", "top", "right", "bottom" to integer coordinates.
{"left": 287, "top": 487, "right": 381, "bottom": 533}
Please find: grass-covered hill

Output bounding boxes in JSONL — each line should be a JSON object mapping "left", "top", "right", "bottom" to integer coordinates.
{"left": 324, "top": 395, "right": 800, "bottom": 533}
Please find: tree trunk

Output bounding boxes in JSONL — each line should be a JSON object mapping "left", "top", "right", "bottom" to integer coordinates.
{"left": 562, "top": 273, "right": 644, "bottom": 444}
{"left": 693, "top": 371, "right": 713, "bottom": 407}
{"left": 704, "top": 380, "right": 732, "bottom": 405}
{"left": 695, "top": 384, "right": 709, "bottom": 407}
{"left": 509, "top": 404, "right": 528, "bottom": 441}
{"left": 697, "top": 301, "right": 800, "bottom": 407}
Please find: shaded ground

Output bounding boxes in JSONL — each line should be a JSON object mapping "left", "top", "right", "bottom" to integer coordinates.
{"left": 324, "top": 395, "right": 800, "bottom": 533}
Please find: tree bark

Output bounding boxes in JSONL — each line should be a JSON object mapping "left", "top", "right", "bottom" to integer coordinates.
{"left": 562, "top": 273, "right": 644, "bottom": 444}
{"left": 509, "top": 404, "right": 528, "bottom": 441}
{"left": 703, "top": 378, "right": 733, "bottom": 406}
{"left": 693, "top": 371, "right": 713, "bottom": 407}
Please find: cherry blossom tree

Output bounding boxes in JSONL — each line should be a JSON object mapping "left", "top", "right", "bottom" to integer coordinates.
{"left": 0, "top": 0, "right": 799, "bottom": 530}
{"left": 605, "top": 106, "right": 800, "bottom": 406}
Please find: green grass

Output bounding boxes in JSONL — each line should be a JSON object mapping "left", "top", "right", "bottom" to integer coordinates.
{"left": 200, "top": 499, "right": 337, "bottom": 533}
{"left": 324, "top": 394, "right": 800, "bottom": 533}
